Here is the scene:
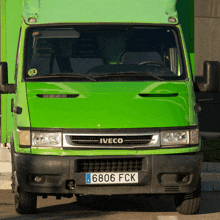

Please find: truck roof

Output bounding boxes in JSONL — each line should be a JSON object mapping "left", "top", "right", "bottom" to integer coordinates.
{"left": 23, "top": 0, "right": 178, "bottom": 25}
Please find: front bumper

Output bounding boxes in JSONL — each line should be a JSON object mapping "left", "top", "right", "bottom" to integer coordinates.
{"left": 14, "top": 153, "right": 203, "bottom": 195}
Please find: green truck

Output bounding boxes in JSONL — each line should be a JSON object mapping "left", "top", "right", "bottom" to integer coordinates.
{"left": 1, "top": 0, "right": 215, "bottom": 215}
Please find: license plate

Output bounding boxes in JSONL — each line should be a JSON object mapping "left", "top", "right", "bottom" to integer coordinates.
{"left": 86, "top": 172, "right": 138, "bottom": 184}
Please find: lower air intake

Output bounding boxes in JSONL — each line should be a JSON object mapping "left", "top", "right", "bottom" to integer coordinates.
{"left": 77, "top": 158, "right": 143, "bottom": 173}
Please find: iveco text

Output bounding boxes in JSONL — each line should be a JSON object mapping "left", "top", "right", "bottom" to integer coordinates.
{"left": 100, "top": 138, "right": 124, "bottom": 144}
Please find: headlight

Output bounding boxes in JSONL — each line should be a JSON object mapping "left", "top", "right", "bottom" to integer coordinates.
{"left": 161, "top": 130, "right": 189, "bottom": 146}
{"left": 32, "top": 132, "right": 62, "bottom": 147}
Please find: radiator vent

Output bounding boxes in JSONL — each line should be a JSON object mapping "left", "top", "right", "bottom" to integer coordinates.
{"left": 37, "top": 94, "right": 79, "bottom": 98}
{"left": 77, "top": 158, "right": 143, "bottom": 173}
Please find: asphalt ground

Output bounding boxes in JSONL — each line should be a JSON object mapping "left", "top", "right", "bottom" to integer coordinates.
{"left": 0, "top": 190, "right": 220, "bottom": 219}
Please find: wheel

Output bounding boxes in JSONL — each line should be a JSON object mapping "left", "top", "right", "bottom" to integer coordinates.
{"left": 174, "top": 179, "right": 201, "bottom": 215}
{"left": 75, "top": 194, "right": 83, "bottom": 203}
{"left": 15, "top": 190, "right": 37, "bottom": 214}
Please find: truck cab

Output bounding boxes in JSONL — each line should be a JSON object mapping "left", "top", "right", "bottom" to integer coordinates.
{"left": 0, "top": 0, "right": 204, "bottom": 215}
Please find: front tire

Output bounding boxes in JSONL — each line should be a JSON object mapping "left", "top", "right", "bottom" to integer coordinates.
{"left": 75, "top": 194, "right": 83, "bottom": 203}
{"left": 174, "top": 178, "right": 201, "bottom": 215}
{"left": 15, "top": 190, "right": 37, "bottom": 214}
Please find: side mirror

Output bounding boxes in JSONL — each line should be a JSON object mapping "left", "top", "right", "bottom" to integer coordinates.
{"left": 195, "top": 61, "right": 220, "bottom": 92}
{"left": 0, "top": 62, "right": 16, "bottom": 94}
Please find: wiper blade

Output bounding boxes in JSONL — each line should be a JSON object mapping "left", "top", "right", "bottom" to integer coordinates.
{"left": 26, "top": 73, "right": 96, "bottom": 82}
{"left": 66, "top": 73, "right": 97, "bottom": 82}
{"left": 92, "top": 71, "right": 165, "bottom": 81}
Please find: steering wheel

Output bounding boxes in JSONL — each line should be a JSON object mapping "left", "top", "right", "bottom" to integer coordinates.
{"left": 138, "top": 60, "right": 167, "bottom": 67}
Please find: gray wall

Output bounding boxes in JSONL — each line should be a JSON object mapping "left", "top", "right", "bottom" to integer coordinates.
{"left": 195, "top": 0, "right": 220, "bottom": 76}
{"left": 194, "top": 0, "right": 220, "bottom": 134}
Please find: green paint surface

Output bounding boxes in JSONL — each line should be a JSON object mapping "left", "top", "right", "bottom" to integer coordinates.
{"left": 25, "top": 81, "right": 192, "bottom": 129}
{"left": 176, "top": 0, "right": 194, "bottom": 79}
{"left": 30, "top": 146, "right": 198, "bottom": 157}
{"left": 1, "top": 0, "right": 23, "bottom": 143}
{"left": 23, "top": 0, "right": 178, "bottom": 24}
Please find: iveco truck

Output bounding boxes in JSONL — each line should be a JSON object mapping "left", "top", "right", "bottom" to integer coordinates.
{"left": 2, "top": 0, "right": 214, "bottom": 215}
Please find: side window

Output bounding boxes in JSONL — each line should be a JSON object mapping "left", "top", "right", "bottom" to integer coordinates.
{"left": 15, "top": 28, "right": 22, "bottom": 84}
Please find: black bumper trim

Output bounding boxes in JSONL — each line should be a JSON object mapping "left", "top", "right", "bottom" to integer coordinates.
{"left": 14, "top": 153, "right": 204, "bottom": 195}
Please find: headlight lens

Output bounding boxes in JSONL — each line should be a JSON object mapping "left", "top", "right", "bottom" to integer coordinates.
{"left": 161, "top": 130, "right": 189, "bottom": 145}
{"left": 32, "top": 132, "right": 62, "bottom": 147}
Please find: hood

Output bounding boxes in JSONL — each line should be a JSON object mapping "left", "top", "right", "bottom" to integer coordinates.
{"left": 26, "top": 81, "right": 190, "bottom": 129}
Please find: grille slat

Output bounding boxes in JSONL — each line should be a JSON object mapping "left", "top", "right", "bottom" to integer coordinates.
{"left": 124, "top": 139, "right": 152, "bottom": 142}
{"left": 77, "top": 158, "right": 143, "bottom": 173}
{"left": 71, "top": 140, "right": 100, "bottom": 142}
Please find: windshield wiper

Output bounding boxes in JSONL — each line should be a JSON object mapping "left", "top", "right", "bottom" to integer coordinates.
{"left": 91, "top": 71, "right": 165, "bottom": 81}
{"left": 26, "top": 73, "right": 97, "bottom": 82}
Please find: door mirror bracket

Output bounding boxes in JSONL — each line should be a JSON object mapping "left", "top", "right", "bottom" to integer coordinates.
{"left": 0, "top": 62, "right": 16, "bottom": 94}
{"left": 195, "top": 61, "right": 220, "bottom": 92}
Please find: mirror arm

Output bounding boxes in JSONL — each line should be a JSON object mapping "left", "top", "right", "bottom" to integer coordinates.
{"left": 6, "top": 84, "right": 16, "bottom": 93}
{"left": 0, "top": 84, "right": 16, "bottom": 94}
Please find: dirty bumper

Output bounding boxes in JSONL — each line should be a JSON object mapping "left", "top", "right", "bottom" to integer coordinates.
{"left": 14, "top": 153, "right": 203, "bottom": 195}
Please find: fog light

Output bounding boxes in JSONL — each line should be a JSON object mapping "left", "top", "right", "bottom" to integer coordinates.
{"left": 182, "top": 174, "right": 190, "bottom": 183}
{"left": 34, "top": 175, "right": 43, "bottom": 183}
{"left": 176, "top": 174, "right": 190, "bottom": 183}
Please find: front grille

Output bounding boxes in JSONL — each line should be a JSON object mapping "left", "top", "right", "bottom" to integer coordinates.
{"left": 77, "top": 158, "right": 143, "bottom": 173}
{"left": 69, "top": 135, "right": 152, "bottom": 145}
{"left": 64, "top": 134, "right": 157, "bottom": 148}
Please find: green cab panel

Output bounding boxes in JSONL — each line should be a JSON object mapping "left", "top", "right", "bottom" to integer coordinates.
{"left": 1, "top": 0, "right": 23, "bottom": 143}
{"left": 25, "top": 81, "right": 193, "bottom": 129}
{"left": 23, "top": 0, "right": 177, "bottom": 24}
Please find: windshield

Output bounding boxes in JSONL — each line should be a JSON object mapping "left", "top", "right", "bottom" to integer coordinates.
{"left": 24, "top": 25, "right": 186, "bottom": 82}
